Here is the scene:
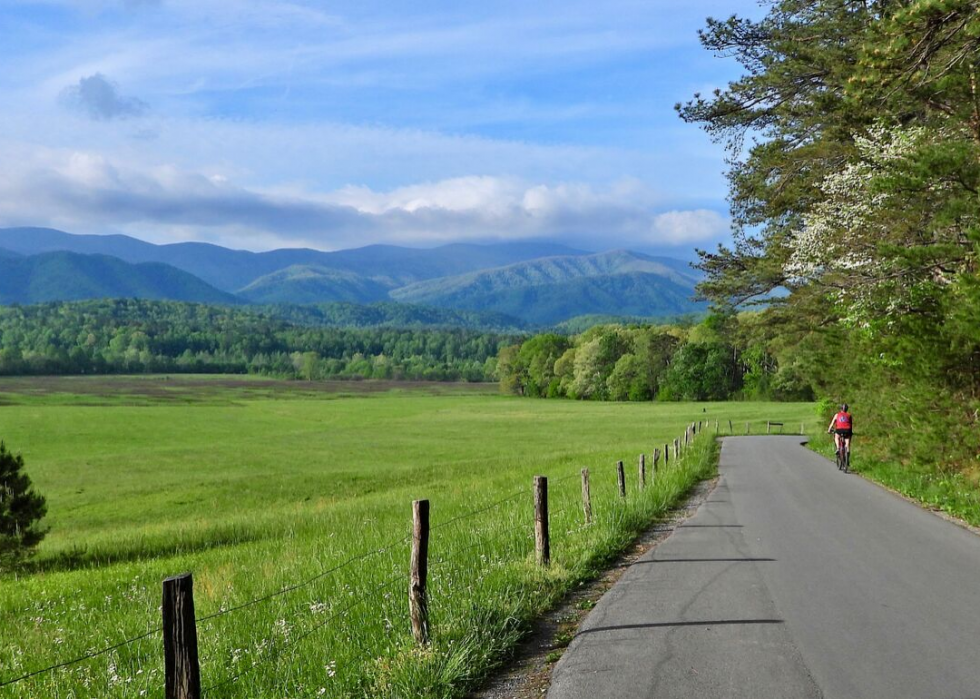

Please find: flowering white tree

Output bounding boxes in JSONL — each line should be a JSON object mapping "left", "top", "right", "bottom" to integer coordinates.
{"left": 785, "top": 123, "right": 974, "bottom": 329}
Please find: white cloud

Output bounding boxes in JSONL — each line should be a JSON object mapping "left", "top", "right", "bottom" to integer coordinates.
{"left": 651, "top": 209, "right": 729, "bottom": 244}
{"left": 0, "top": 147, "right": 728, "bottom": 251}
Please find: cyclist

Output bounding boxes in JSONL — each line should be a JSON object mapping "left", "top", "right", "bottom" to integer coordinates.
{"left": 827, "top": 404, "right": 853, "bottom": 459}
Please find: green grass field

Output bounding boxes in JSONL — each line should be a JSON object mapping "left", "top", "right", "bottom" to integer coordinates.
{"left": 0, "top": 377, "right": 818, "bottom": 698}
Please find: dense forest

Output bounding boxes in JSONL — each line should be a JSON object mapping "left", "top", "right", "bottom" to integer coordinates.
{"left": 675, "top": 0, "right": 980, "bottom": 472}
{"left": 497, "top": 311, "right": 813, "bottom": 402}
{"left": 0, "top": 300, "right": 514, "bottom": 381}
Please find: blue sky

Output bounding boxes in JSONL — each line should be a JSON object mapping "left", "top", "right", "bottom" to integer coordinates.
{"left": 0, "top": 0, "right": 760, "bottom": 255}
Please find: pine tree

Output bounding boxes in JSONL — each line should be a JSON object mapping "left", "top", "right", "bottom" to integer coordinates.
{"left": 0, "top": 441, "right": 47, "bottom": 568}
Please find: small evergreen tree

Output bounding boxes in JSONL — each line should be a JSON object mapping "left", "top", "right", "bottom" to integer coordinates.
{"left": 0, "top": 441, "right": 47, "bottom": 569}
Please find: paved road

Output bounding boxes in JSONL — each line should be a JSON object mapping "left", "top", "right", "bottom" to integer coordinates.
{"left": 548, "top": 436, "right": 980, "bottom": 699}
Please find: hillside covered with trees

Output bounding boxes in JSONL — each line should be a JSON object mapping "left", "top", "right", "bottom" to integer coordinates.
{"left": 675, "top": 0, "right": 980, "bottom": 473}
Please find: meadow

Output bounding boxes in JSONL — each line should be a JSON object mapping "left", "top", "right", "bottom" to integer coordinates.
{"left": 0, "top": 376, "right": 818, "bottom": 698}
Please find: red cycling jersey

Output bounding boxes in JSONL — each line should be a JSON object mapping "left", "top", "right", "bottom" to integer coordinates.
{"left": 833, "top": 411, "right": 852, "bottom": 430}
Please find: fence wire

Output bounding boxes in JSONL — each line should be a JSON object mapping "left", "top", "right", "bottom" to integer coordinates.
{"left": 198, "top": 533, "right": 410, "bottom": 623}
{"left": 2, "top": 459, "right": 691, "bottom": 693}
{"left": 0, "top": 626, "right": 161, "bottom": 689}
{"left": 201, "top": 571, "right": 405, "bottom": 695}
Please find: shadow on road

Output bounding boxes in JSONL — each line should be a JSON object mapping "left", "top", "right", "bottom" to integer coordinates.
{"left": 576, "top": 619, "right": 785, "bottom": 636}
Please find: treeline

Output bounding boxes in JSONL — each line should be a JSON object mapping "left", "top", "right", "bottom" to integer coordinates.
{"left": 498, "top": 312, "right": 814, "bottom": 402}
{"left": 0, "top": 300, "right": 515, "bottom": 381}
{"left": 256, "top": 301, "right": 526, "bottom": 332}
{"left": 677, "top": 1, "right": 980, "bottom": 471}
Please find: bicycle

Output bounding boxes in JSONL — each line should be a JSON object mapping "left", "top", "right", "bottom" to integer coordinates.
{"left": 831, "top": 433, "right": 850, "bottom": 473}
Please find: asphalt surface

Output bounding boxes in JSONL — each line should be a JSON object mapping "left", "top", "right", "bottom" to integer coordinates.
{"left": 548, "top": 436, "right": 980, "bottom": 699}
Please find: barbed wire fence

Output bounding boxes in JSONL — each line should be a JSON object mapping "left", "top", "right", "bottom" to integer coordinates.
{"left": 0, "top": 418, "right": 748, "bottom": 698}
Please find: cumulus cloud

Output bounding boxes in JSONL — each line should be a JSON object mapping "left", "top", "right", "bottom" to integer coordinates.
{"left": 60, "top": 74, "right": 148, "bottom": 121}
{"left": 651, "top": 210, "right": 730, "bottom": 244}
{"left": 0, "top": 149, "right": 729, "bottom": 251}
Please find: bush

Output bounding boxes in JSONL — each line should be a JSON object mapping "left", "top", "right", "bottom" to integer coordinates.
{"left": 0, "top": 441, "right": 48, "bottom": 570}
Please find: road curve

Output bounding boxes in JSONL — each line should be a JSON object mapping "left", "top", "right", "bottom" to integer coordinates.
{"left": 548, "top": 436, "right": 980, "bottom": 699}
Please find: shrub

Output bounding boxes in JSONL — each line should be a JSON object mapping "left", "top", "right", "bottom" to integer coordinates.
{"left": 0, "top": 441, "right": 48, "bottom": 570}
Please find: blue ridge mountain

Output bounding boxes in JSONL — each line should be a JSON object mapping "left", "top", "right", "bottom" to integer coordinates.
{"left": 390, "top": 250, "right": 705, "bottom": 325}
{"left": 238, "top": 265, "right": 392, "bottom": 304}
{"left": 0, "top": 227, "right": 586, "bottom": 291}
{"left": 0, "top": 228, "right": 705, "bottom": 325}
{"left": 0, "top": 251, "right": 240, "bottom": 305}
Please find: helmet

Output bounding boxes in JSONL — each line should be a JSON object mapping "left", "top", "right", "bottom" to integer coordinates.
{"left": 841, "top": 403, "right": 849, "bottom": 412}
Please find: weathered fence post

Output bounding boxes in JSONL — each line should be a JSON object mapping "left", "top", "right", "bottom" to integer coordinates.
{"left": 767, "top": 421, "right": 771, "bottom": 435}
{"left": 409, "top": 499, "right": 430, "bottom": 645}
{"left": 581, "top": 468, "right": 592, "bottom": 525}
{"left": 162, "top": 573, "right": 201, "bottom": 699}
{"left": 663, "top": 442, "right": 669, "bottom": 465}
{"left": 638, "top": 453, "right": 646, "bottom": 489}
{"left": 745, "top": 422, "right": 750, "bottom": 435}
{"left": 715, "top": 419, "right": 719, "bottom": 434}
{"left": 652, "top": 448, "right": 660, "bottom": 481}
{"left": 728, "top": 419, "right": 733, "bottom": 433}
{"left": 616, "top": 460, "right": 625, "bottom": 498}
{"left": 534, "top": 476, "right": 550, "bottom": 566}
{"left": 801, "top": 422, "right": 805, "bottom": 435}
{"left": 673, "top": 438, "right": 679, "bottom": 460}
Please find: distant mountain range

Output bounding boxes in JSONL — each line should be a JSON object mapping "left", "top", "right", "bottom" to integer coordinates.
{"left": 0, "top": 251, "right": 239, "bottom": 305}
{"left": 390, "top": 250, "right": 703, "bottom": 325}
{"left": 0, "top": 227, "right": 705, "bottom": 326}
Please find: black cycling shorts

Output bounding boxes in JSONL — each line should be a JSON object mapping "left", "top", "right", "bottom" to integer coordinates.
{"left": 835, "top": 428, "right": 852, "bottom": 439}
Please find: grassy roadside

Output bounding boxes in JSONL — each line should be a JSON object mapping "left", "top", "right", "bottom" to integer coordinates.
{"left": 805, "top": 431, "right": 980, "bottom": 529}
{"left": 372, "top": 429, "right": 723, "bottom": 697}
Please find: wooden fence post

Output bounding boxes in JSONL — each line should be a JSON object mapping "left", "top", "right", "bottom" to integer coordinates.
{"left": 673, "top": 438, "right": 679, "bottom": 460}
{"left": 410, "top": 499, "right": 430, "bottom": 645}
{"left": 616, "top": 461, "right": 625, "bottom": 498}
{"left": 801, "top": 422, "right": 805, "bottom": 435}
{"left": 162, "top": 573, "right": 201, "bottom": 699}
{"left": 767, "top": 421, "right": 771, "bottom": 434}
{"left": 728, "top": 419, "right": 733, "bottom": 433}
{"left": 534, "top": 476, "right": 550, "bottom": 566}
{"left": 715, "top": 419, "right": 719, "bottom": 434}
{"left": 652, "top": 448, "right": 660, "bottom": 481}
{"left": 663, "top": 442, "right": 669, "bottom": 465}
{"left": 638, "top": 453, "right": 646, "bottom": 489}
{"left": 581, "top": 468, "right": 592, "bottom": 525}
{"left": 745, "top": 422, "right": 750, "bottom": 435}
